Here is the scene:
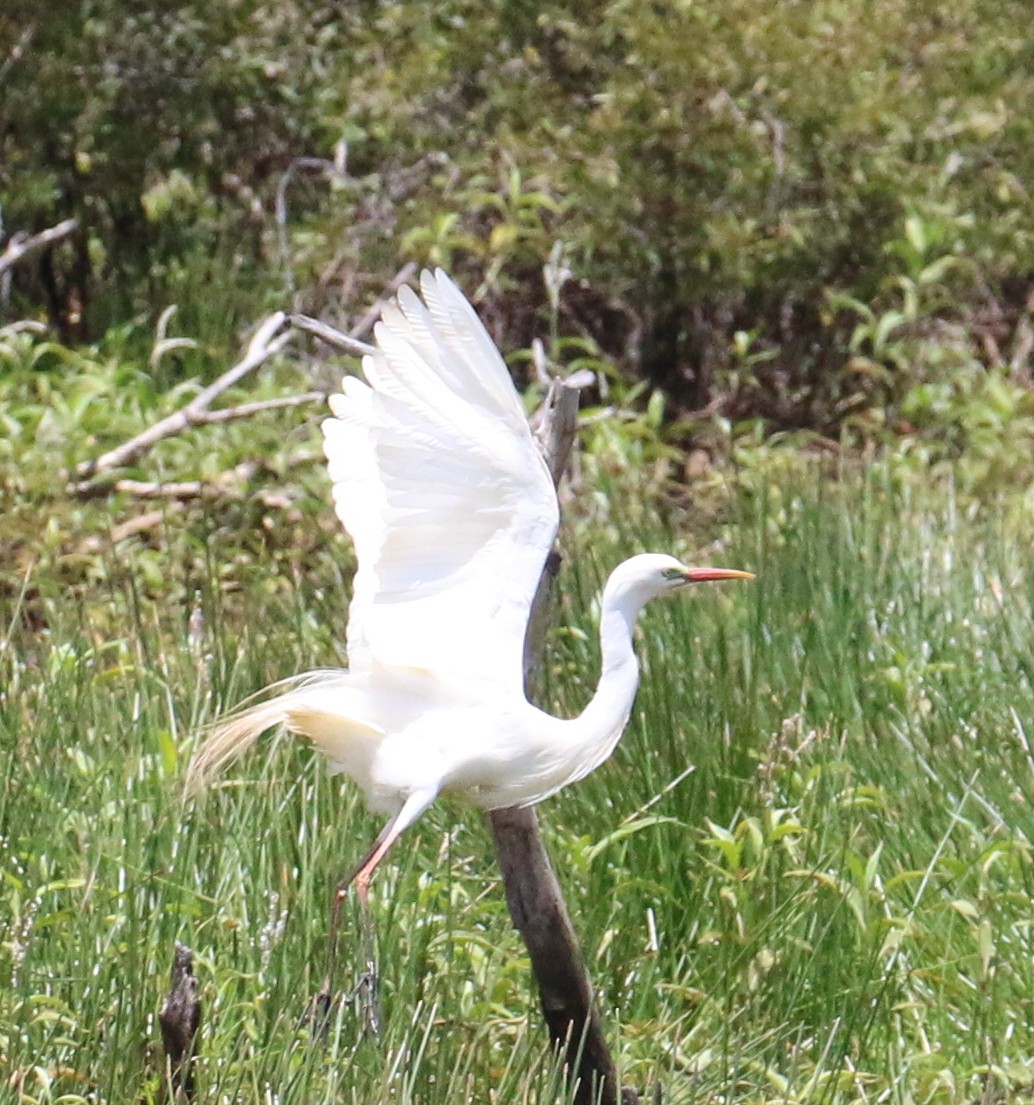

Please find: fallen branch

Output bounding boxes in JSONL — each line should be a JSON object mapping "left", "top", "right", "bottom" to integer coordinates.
{"left": 75, "top": 453, "right": 319, "bottom": 515}
{"left": 101, "top": 477, "right": 248, "bottom": 503}
{"left": 75, "top": 311, "right": 291, "bottom": 486}
{"left": 0, "top": 22, "right": 35, "bottom": 88}
{"left": 110, "top": 508, "right": 183, "bottom": 545}
{"left": 0, "top": 218, "right": 78, "bottom": 278}
{"left": 289, "top": 315, "right": 375, "bottom": 358}
{"left": 150, "top": 305, "right": 200, "bottom": 369}
{"left": 76, "top": 460, "right": 258, "bottom": 504}
{"left": 189, "top": 392, "right": 324, "bottom": 425}
{"left": 74, "top": 266, "right": 420, "bottom": 495}
{"left": 276, "top": 156, "right": 349, "bottom": 294}
{"left": 0, "top": 320, "right": 47, "bottom": 337}
{"left": 350, "top": 262, "right": 418, "bottom": 339}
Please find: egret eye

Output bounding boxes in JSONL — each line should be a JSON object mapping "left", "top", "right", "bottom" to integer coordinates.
{"left": 661, "top": 566, "right": 687, "bottom": 582}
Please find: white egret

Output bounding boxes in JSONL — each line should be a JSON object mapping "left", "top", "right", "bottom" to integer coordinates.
{"left": 190, "top": 270, "right": 752, "bottom": 990}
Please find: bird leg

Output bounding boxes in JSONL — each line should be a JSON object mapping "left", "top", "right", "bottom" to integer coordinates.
{"left": 321, "top": 789, "right": 438, "bottom": 1038}
{"left": 351, "top": 869, "right": 381, "bottom": 1037}
{"left": 320, "top": 829, "right": 390, "bottom": 1037}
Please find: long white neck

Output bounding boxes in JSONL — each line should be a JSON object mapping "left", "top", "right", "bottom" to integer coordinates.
{"left": 563, "top": 582, "right": 649, "bottom": 782}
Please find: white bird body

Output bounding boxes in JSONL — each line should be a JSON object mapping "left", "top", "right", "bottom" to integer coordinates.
{"left": 191, "top": 270, "right": 752, "bottom": 897}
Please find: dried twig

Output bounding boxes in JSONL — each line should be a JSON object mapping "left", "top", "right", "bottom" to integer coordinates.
{"left": 150, "top": 305, "right": 200, "bottom": 369}
{"left": 0, "top": 218, "right": 79, "bottom": 278}
{"left": 289, "top": 315, "right": 375, "bottom": 358}
{"left": 76, "top": 451, "right": 319, "bottom": 512}
{"left": 288, "top": 262, "right": 419, "bottom": 358}
{"left": 77, "top": 461, "right": 258, "bottom": 503}
{"left": 74, "top": 266, "right": 423, "bottom": 497}
{"left": 110, "top": 508, "right": 183, "bottom": 544}
{"left": 351, "top": 262, "right": 418, "bottom": 339}
{"left": 102, "top": 478, "right": 298, "bottom": 511}
{"left": 189, "top": 392, "right": 324, "bottom": 425}
{"left": 102, "top": 478, "right": 248, "bottom": 503}
{"left": 275, "top": 157, "right": 349, "bottom": 294}
{"left": 0, "top": 319, "right": 47, "bottom": 337}
{"left": 72, "top": 267, "right": 426, "bottom": 516}
{"left": 0, "top": 22, "right": 35, "bottom": 88}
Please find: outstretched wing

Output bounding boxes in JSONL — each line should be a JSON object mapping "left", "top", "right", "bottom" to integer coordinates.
{"left": 322, "top": 269, "right": 559, "bottom": 694}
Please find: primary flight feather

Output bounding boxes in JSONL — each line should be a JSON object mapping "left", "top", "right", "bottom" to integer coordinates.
{"left": 191, "top": 269, "right": 752, "bottom": 904}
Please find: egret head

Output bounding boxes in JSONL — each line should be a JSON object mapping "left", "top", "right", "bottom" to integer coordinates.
{"left": 603, "top": 553, "right": 754, "bottom": 616}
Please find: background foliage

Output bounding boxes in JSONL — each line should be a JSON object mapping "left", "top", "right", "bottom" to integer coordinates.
{"left": 3, "top": 0, "right": 1033, "bottom": 447}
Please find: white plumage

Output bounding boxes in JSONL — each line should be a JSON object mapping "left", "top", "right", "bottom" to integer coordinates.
{"left": 191, "top": 269, "right": 752, "bottom": 895}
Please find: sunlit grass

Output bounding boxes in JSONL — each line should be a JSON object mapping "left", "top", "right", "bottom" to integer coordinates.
{"left": 4, "top": 467, "right": 1034, "bottom": 1102}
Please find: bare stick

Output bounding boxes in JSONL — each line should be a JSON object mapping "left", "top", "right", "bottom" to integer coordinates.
{"left": 76, "top": 451, "right": 318, "bottom": 509}
{"left": 490, "top": 380, "right": 634, "bottom": 1105}
{"left": 290, "top": 262, "right": 419, "bottom": 354}
{"left": 351, "top": 262, "right": 418, "bottom": 339}
{"left": 0, "top": 218, "right": 78, "bottom": 278}
{"left": 75, "top": 267, "right": 421, "bottom": 494}
{"left": 289, "top": 315, "right": 375, "bottom": 358}
{"left": 159, "top": 942, "right": 201, "bottom": 1101}
{"left": 0, "top": 22, "right": 35, "bottom": 88}
{"left": 100, "top": 478, "right": 247, "bottom": 503}
{"left": 110, "top": 509, "right": 182, "bottom": 545}
{"left": 76, "top": 459, "right": 257, "bottom": 502}
{"left": 275, "top": 157, "right": 348, "bottom": 294}
{"left": 190, "top": 392, "right": 324, "bottom": 425}
{"left": 75, "top": 312, "right": 290, "bottom": 483}
{"left": 96, "top": 479, "right": 301, "bottom": 509}
{"left": 150, "top": 305, "right": 199, "bottom": 369}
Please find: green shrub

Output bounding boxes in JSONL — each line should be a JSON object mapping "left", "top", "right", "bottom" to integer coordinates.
{"left": 3, "top": 0, "right": 1033, "bottom": 461}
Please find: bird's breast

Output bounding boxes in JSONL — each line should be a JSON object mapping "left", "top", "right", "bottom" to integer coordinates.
{"left": 369, "top": 699, "right": 575, "bottom": 810}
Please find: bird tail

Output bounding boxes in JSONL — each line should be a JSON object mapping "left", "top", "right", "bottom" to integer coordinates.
{"left": 185, "top": 671, "right": 383, "bottom": 796}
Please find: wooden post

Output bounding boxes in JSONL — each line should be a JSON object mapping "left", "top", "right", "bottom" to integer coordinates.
{"left": 488, "top": 382, "right": 634, "bottom": 1105}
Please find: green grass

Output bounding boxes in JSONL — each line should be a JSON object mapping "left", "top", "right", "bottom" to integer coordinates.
{"left": 4, "top": 467, "right": 1034, "bottom": 1103}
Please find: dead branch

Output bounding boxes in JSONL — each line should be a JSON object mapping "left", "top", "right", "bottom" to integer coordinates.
{"left": 291, "top": 262, "right": 419, "bottom": 355}
{"left": 75, "top": 311, "right": 290, "bottom": 485}
{"left": 103, "top": 478, "right": 247, "bottom": 503}
{"left": 0, "top": 22, "right": 35, "bottom": 88}
{"left": 351, "top": 263, "right": 418, "bottom": 339}
{"left": 0, "top": 319, "right": 48, "bottom": 337}
{"left": 0, "top": 218, "right": 78, "bottom": 278}
{"left": 289, "top": 315, "right": 375, "bottom": 358}
{"left": 76, "top": 451, "right": 320, "bottom": 514}
{"left": 150, "top": 305, "right": 200, "bottom": 369}
{"left": 491, "top": 379, "right": 636, "bottom": 1105}
{"left": 77, "top": 460, "right": 258, "bottom": 503}
{"left": 190, "top": 392, "right": 324, "bottom": 425}
{"left": 74, "top": 266, "right": 421, "bottom": 497}
{"left": 100, "top": 477, "right": 300, "bottom": 511}
{"left": 110, "top": 508, "right": 182, "bottom": 544}
{"left": 276, "top": 157, "right": 350, "bottom": 294}
{"left": 76, "top": 458, "right": 316, "bottom": 554}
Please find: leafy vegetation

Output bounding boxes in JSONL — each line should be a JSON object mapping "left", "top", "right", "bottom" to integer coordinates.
{"left": 3, "top": 0, "right": 1033, "bottom": 448}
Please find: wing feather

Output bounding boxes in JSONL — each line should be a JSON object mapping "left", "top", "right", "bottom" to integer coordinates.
{"left": 322, "top": 269, "right": 559, "bottom": 692}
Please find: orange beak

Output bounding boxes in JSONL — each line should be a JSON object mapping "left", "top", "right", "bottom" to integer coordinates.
{"left": 683, "top": 567, "right": 756, "bottom": 583}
